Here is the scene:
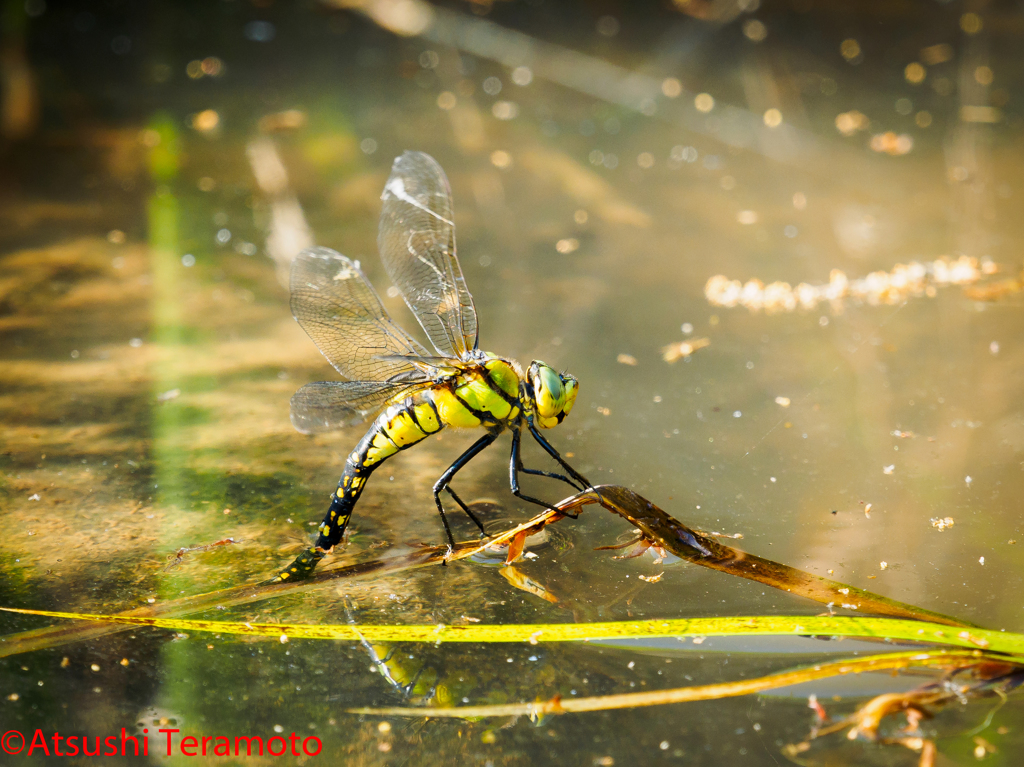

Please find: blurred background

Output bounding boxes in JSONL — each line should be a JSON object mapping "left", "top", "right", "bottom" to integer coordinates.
{"left": 2, "top": 0, "right": 1024, "bottom": 764}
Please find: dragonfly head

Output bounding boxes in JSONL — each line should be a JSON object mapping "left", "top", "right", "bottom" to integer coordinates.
{"left": 527, "top": 361, "right": 578, "bottom": 429}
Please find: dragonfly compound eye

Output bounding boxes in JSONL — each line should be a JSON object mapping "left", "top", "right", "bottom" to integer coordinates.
{"left": 560, "top": 374, "right": 578, "bottom": 417}
{"left": 530, "top": 362, "right": 577, "bottom": 428}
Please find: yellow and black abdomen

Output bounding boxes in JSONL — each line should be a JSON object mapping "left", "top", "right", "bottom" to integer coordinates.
{"left": 312, "top": 361, "right": 521, "bottom": 551}
{"left": 310, "top": 391, "right": 444, "bottom": 552}
{"left": 274, "top": 359, "right": 524, "bottom": 582}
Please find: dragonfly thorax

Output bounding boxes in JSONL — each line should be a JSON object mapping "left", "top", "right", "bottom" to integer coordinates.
{"left": 428, "top": 354, "right": 521, "bottom": 430}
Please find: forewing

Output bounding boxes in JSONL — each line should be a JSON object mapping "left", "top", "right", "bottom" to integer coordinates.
{"left": 291, "top": 247, "right": 430, "bottom": 382}
{"left": 378, "top": 151, "right": 478, "bottom": 359}
{"left": 290, "top": 381, "right": 419, "bottom": 433}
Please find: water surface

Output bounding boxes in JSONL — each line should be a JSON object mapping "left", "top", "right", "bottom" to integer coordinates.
{"left": 2, "top": 2, "right": 1023, "bottom": 764}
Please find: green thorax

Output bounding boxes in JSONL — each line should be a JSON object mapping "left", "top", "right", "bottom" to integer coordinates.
{"left": 432, "top": 355, "right": 524, "bottom": 428}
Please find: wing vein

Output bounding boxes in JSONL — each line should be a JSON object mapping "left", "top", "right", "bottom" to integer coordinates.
{"left": 289, "top": 247, "right": 430, "bottom": 385}
{"left": 385, "top": 176, "right": 455, "bottom": 226}
{"left": 378, "top": 151, "right": 479, "bottom": 359}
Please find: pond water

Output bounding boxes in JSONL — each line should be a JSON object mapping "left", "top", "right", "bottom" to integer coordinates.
{"left": 2, "top": 1, "right": 1023, "bottom": 764}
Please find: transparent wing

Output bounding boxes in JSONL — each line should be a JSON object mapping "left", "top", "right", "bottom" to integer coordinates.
{"left": 290, "top": 381, "right": 420, "bottom": 433}
{"left": 291, "top": 247, "right": 431, "bottom": 382}
{"left": 378, "top": 151, "right": 479, "bottom": 359}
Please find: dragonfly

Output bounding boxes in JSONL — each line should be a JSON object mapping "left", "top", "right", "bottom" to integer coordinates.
{"left": 274, "top": 151, "right": 590, "bottom": 581}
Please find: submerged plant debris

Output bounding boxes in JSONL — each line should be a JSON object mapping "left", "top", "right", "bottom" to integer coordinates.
{"left": 785, "top": 660, "right": 1024, "bottom": 764}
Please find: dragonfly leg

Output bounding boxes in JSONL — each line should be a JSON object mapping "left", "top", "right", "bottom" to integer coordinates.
{"left": 509, "top": 428, "right": 577, "bottom": 517}
{"left": 433, "top": 432, "right": 499, "bottom": 552}
{"left": 511, "top": 427, "right": 583, "bottom": 491}
{"left": 527, "top": 421, "right": 592, "bottom": 490}
{"left": 518, "top": 466, "right": 584, "bottom": 492}
{"left": 445, "top": 486, "right": 487, "bottom": 535}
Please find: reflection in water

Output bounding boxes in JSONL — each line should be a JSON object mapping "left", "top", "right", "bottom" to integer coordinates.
{"left": 246, "top": 136, "right": 315, "bottom": 287}
{"left": 148, "top": 114, "right": 186, "bottom": 511}
{"left": 2, "top": 1, "right": 1024, "bottom": 763}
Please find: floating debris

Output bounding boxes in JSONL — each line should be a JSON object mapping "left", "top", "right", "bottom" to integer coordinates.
{"left": 904, "top": 62, "right": 926, "bottom": 83}
{"left": 709, "top": 531, "right": 744, "bottom": 539}
{"left": 163, "top": 537, "right": 240, "bottom": 571}
{"left": 257, "top": 109, "right": 307, "bottom": 134}
{"left": 921, "top": 43, "right": 953, "bottom": 66}
{"left": 930, "top": 517, "right": 954, "bottom": 531}
{"left": 964, "top": 273, "right": 1023, "bottom": 301}
{"left": 156, "top": 388, "right": 180, "bottom": 402}
{"left": 883, "top": 465, "right": 895, "bottom": 475}
{"left": 191, "top": 109, "right": 220, "bottom": 133}
{"left": 807, "top": 693, "right": 828, "bottom": 723}
{"left": 869, "top": 131, "right": 913, "bottom": 156}
{"left": 835, "top": 110, "right": 869, "bottom": 136}
{"left": 705, "top": 256, "right": 995, "bottom": 313}
{"left": 891, "top": 429, "right": 916, "bottom": 439}
{"left": 616, "top": 353, "right": 637, "bottom": 366}
{"left": 638, "top": 573, "right": 663, "bottom": 583}
{"left": 974, "top": 737, "right": 997, "bottom": 759}
{"left": 490, "top": 149, "right": 512, "bottom": 169}
{"left": 662, "top": 337, "right": 710, "bottom": 363}
{"left": 774, "top": 396, "right": 791, "bottom": 407}
{"left": 555, "top": 237, "right": 579, "bottom": 254}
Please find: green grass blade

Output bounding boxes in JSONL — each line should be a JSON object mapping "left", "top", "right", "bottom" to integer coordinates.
{"left": 2, "top": 608, "right": 1021, "bottom": 656}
